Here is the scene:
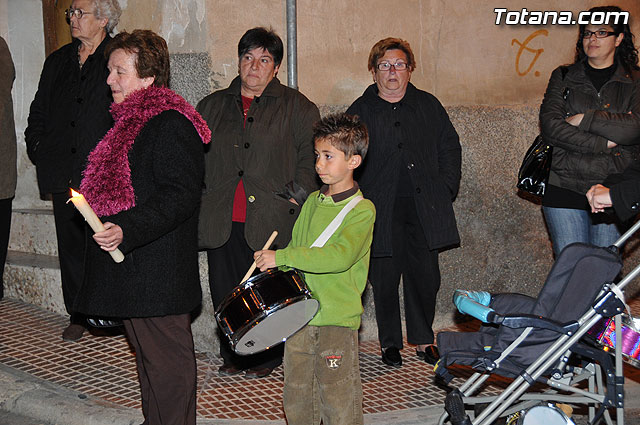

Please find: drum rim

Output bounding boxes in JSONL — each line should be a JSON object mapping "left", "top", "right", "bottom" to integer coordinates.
{"left": 518, "top": 403, "right": 575, "bottom": 425}
{"left": 214, "top": 267, "right": 303, "bottom": 315}
{"left": 231, "top": 296, "right": 319, "bottom": 355}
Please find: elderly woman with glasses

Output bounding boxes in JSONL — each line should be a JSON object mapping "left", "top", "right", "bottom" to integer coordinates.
{"left": 24, "top": 0, "right": 121, "bottom": 342}
{"left": 540, "top": 5, "right": 640, "bottom": 258}
{"left": 346, "top": 37, "right": 461, "bottom": 369}
{"left": 74, "top": 30, "right": 210, "bottom": 425}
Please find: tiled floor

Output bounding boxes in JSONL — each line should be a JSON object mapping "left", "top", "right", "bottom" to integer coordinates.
{"left": 1, "top": 297, "right": 639, "bottom": 421}
{"left": 0, "top": 298, "right": 476, "bottom": 420}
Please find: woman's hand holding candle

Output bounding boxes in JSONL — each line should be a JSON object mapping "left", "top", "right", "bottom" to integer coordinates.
{"left": 69, "top": 189, "right": 124, "bottom": 263}
{"left": 93, "top": 222, "right": 124, "bottom": 252}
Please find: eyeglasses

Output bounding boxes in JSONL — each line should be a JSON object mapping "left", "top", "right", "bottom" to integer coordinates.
{"left": 377, "top": 61, "right": 409, "bottom": 71}
{"left": 65, "top": 8, "right": 93, "bottom": 20}
{"left": 582, "top": 30, "right": 617, "bottom": 39}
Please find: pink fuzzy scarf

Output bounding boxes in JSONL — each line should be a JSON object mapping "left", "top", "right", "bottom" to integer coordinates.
{"left": 80, "top": 86, "right": 211, "bottom": 217}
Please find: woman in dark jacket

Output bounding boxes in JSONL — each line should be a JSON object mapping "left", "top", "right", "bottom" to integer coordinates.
{"left": 196, "top": 27, "right": 319, "bottom": 378}
{"left": 24, "top": 0, "right": 121, "bottom": 341}
{"left": 74, "top": 30, "right": 211, "bottom": 425}
{"left": 540, "top": 5, "right": 640, "bottom": 256}
{"left": 0, "top": 36, "right": 16, "bottom": 301}
{"left": 347, "top": 37, "right": 461, "bottom": 368}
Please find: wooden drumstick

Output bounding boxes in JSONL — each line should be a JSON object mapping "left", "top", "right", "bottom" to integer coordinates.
{"left": 240, "top": 230, "right": 278, "bottom": 283}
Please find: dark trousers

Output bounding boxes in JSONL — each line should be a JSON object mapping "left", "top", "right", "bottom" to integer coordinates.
{"left": 369, "top": 197, "right": 441, "bottom": 349}
{"left": 123, "top": 314, "right": 197, "bottom": 425}
{"left": 51, "top": 192, "right": 86, "bottom": 316}
{"left": 0, "top": 197, "right": 12, "bottom": 299}
{"left": 207, "top": 221, "right": 283, "bottom": 369}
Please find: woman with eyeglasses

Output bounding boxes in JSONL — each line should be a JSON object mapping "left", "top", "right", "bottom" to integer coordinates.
{"left": 24, "top": 0, "right": 121, "bottom": 342}
{"left": 540, "top": 5, "right": 640, "bottom": 257}
{"left": 346, "top": 38, "right": 461, "bottom": 369}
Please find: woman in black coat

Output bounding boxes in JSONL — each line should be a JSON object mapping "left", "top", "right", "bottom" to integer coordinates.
{"left": 74, "top": 30, "right": 211, "bottom": 425}
{"left": 346, "top": 37, "right": 461, "bottom": 368}
{"left": 24, "top": 0, "right": 122, "bottom": 341}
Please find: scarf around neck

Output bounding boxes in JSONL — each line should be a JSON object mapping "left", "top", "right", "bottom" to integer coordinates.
{"left": 80, "top": 86, "right": 211, "bottom": 217}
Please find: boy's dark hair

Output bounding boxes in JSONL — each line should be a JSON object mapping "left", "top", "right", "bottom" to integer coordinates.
{"left": 238, "top": 27, "right": 284, "bottom": 67}
{"left": 313, "top": 113, "right": 369, "bottom": 159}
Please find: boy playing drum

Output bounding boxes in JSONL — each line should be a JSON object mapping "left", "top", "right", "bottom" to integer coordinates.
{"left": 254, "top": 113, "right": 375, "bottom": 424}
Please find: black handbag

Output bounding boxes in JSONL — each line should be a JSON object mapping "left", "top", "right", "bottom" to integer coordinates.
{"left": 517, "top": 65, "right": 568, "bottom": 198}
{"left": 517, "top": 135, "right": 552, "bottom": 197}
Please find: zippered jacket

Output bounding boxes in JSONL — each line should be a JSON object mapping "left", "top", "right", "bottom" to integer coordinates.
{"left": 540, "top": 59, "right": 640, "bottom": 194}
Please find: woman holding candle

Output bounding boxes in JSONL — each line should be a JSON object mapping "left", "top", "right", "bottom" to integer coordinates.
{"left": 24, "top": 0, "right": 122, "bottom": 342}
{"left": 73, "top": 30, "right": 211, "bottom": 425}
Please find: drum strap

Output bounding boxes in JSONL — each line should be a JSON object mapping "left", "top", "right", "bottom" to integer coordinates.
{"left": 310, "top": 196, "right": 364, "bottom": 248}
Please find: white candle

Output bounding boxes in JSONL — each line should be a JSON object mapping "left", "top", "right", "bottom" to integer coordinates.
{"left": 68, "top": 189, "right": 125, "bottom": 263}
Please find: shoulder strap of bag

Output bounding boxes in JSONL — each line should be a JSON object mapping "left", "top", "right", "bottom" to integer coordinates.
{"left": 310, "top": 196, "right": 364, "bottom": 248}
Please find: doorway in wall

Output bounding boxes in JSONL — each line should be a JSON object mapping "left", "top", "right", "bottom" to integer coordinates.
{"left": 42, "top": 0, "right": 72, "bottom": 57}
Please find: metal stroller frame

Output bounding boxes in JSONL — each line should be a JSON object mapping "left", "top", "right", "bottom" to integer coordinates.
{"left": 437, "top": 220, "right": 640, "bottom": 425}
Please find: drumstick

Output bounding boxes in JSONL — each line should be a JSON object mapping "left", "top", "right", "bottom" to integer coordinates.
{"left": 240, "top": 230, "right": 278, "bottom": 283}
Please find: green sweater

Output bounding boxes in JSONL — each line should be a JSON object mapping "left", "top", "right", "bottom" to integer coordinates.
{"left": 276, "top": 189, "right": 375, "bottom": 329}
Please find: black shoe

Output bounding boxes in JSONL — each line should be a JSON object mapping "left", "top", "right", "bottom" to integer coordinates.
{"left": 62, "top": 323, "right": 86, "bottom": 341}
{"left": 423, "top": 345, "right": 440, "bottom": 365}
{"left": 245, "top": 366, "right": 274, "bottom": 378}
{"left": 381, "top": 347, "right": 402, "bottom": 367}
{"left": 416, "top": 348, "right": 426, "bottom": 360}
{"left": 218, "top": 362, "right": 243, "bottom": 376}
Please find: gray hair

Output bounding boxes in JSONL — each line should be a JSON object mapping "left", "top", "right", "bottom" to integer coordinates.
{"left": 92, "top": 0, "right": 122, "bottom": 34}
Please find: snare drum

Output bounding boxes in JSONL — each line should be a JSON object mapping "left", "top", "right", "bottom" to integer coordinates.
{"left": 215, "top": 267, "right": 319, "bottom": 355}
{"left": 514, "top": 404, "right": 575, "bottom": 425}
{"left": 587, "top": 313, "right": 640, "bottom": 368}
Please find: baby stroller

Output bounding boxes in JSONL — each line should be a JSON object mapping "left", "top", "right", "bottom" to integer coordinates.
{"left": 435, "top": 220, "right": 640, "bottom": 425}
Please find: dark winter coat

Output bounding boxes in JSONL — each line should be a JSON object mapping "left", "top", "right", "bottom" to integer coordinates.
{"left": 196, "top": 76, "right": 320, "bottom": 250}
{"left": 0, "top": 36, "right": 16, "bottom": 200}
{"left": 74, "top": 109, "right": 205, "bottom": 318}
{"left": 24, "top": 36, "right": 114, "bottom": 194}
{"left": 347, "top": 83, "right": 461, "bottom": 254}
{"left": 604, "top": 160, "right": 640, "bottom": 222}
{"left": 540, "top": 59, "right": 640, "bottom": 195}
